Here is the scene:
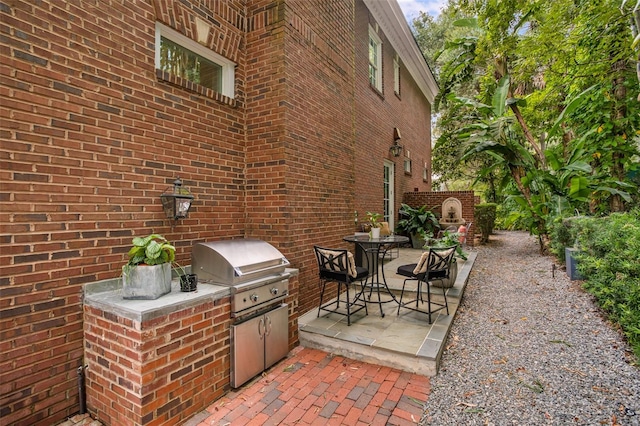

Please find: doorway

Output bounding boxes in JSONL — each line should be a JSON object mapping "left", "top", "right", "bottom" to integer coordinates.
{"left": 383, "top": 160, "right": 395, "bottom": 229}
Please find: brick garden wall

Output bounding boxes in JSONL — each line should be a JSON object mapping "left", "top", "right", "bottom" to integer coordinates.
{"left": 403, "top": 191, "right": 477, "bottom": 246}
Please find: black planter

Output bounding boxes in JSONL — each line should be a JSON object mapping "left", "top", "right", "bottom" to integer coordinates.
{"left": 180, "top": 274, "right": 198, "bottom": 292}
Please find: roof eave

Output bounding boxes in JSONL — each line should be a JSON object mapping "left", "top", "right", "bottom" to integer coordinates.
{"left": 363, "top": 0, "right": 439, "bottom": 105}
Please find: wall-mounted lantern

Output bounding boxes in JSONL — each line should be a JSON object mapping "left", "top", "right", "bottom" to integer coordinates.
{"left": 160, "top": 177, "right": 194, "bottom": 220}
{"left": 389, "top": 127, "right": 403, "bottom": 157}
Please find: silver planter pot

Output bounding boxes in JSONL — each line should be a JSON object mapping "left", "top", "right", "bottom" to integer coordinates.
{"left": 122, "top": 263, "right": 171, "bottom": 299}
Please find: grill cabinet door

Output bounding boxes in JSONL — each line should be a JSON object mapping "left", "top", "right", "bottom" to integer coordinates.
{"left": 231, "top": 314, "right": 265, "bottom": 388}
{"left": 264, "top": 304, "right": 289, "bottom": 369}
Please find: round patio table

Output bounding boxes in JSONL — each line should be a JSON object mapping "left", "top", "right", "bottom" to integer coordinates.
{"left": 343, "top": 234, "right": 409, "bottom": 317}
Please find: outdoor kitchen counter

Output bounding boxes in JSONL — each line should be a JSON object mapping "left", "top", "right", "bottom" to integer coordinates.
{"left": 83, "top": 267, "right": 299, "bottom": 323}
{"left": 83, "top": 276, "right": 231, "bottom": 323}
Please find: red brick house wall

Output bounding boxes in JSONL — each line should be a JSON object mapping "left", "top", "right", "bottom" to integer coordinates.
{"left": 0, "top": 1, "right": 436, "bottom": 424}
{"left": 354, "top": 0, "right": 433, "bottom": 227}
{"left": 1, "top": 2, "right": 247, "bottom": 424}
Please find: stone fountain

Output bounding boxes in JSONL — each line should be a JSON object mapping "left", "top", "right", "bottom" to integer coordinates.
{"left": 439, "top": 197, "right": 465, "bottom": 228}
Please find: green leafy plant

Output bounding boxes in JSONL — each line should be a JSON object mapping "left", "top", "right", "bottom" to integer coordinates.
{"left": 396, "top": 204, "right": 439, "bottom": 237}
{"left": 474, "top": 203, "right": 497, "bottom": 243}
{"left": 552, "top": 210, "right": 640, "bottom": 361}
{"left": 427, "top": 230, "right": 468, "bottom": 260}
{"left": 123, "top": 234, "right": 176, "bottom": 275}
{"left": 366, "top": 211, "right": 382, "bottom": 229}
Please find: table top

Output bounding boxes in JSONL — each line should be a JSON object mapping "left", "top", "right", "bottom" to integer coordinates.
{"left": 343, "top": 234, "right": 409, "bottom": 245}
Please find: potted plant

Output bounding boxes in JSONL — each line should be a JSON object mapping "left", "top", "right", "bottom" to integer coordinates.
{"left": 396, "top": 203, "right": 439, "bottom": 248}
{"left": 425, "top": 230, "right": 467, "bottom": 288}
{"left": 175, "top": 264, "right": 198, "bottom": 292}
{"left": 366, "top": 211, "right": 382, "bottom": 238}
{"left": 122, "top": 234, "right": 175, "bottom": 299}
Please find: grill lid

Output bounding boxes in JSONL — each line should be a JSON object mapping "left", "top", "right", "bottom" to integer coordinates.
{"left": 192, "top": 239, "right": 290, "bottom": 285}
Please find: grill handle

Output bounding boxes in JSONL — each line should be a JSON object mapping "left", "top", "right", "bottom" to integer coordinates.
{"left": 258, "top": 317, "right": 265, "bottom": 340}
{"left": 232, "top": 258, "right": 289, "bottom": 277}
{"left": 265, "top": 316, "right": 272, "bottom": 337}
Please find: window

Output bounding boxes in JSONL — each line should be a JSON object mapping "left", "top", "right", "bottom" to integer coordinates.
{"left": 155, "top": 22, "right": 235, "bottom": 98}
{"left": 393, "top": 55, "right": 400, "bottom": 95}
{"left": 423, "top": 161, "right": 429, "bottom": 182}
{"left": 404, "top": 150, "right": 412, "bottom": 174}
{"left": 368, "top": 25, "right": 382, "bottom": 92}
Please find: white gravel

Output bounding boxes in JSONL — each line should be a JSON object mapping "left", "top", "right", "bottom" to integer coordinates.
{"left": 422, "top": 231, "right": 640, "bottom": 426}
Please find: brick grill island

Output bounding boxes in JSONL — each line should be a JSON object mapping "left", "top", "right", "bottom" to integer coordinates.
{"left": 82, "top": 271, "right": 299, "bottom": 425}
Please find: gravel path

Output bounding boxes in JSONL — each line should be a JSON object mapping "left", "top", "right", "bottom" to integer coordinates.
{"left": 422, "top": 231, "right": 640, "bottom": 426}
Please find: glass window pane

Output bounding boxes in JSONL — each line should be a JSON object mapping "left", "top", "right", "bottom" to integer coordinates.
{"left": 160, "top": 36, "right": 222, "bottom": 91}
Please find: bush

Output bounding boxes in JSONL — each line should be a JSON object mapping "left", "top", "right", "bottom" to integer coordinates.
{"left": 570, "top": 210, "right": 640, "bottom": 360}
{"left": 548, "top": 216, "right": 581, "bottom": 262}
{"left": 474, "top": 203, "right": 497, "bottom": 243}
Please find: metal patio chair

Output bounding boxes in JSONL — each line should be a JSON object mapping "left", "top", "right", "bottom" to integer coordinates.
{"left": 396, "top": 245, "right": 457, "bottom": 324}
{"left": 314, "top": 246, "right": 369, "bottom": 325}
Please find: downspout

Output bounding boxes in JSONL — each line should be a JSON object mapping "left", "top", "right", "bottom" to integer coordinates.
{"left": 77, "top": 365, "right": 87, "bottom": 414}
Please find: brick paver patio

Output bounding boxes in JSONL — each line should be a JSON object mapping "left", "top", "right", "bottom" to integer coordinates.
{"left": 194, "top": 346, "right": 430, "bottom": 425}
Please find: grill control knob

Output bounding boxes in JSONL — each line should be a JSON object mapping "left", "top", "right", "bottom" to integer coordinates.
{"left": 270, "top": 288, "right": 279, "bottom": 295}
{"left": 250, "top": 294, "right": 259, "bottom": 303}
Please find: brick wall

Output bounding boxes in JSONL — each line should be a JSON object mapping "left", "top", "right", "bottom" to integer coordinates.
{"left": 1, "top": 0, "right": 436, "bottom": 423}
{"left": 277, "top": 0, "right": 358, "bottom": 315}
{"left": 1, "top": 1, "right": 247, "bottom": 424}
{"left": 354, "top": 0, "right": 432, "bottom": 228}
{"left": 83, "top": 297, "right": 232, "bottom": 425}
{"left": 402, "top": 191, "right": 476, "bottom": 246}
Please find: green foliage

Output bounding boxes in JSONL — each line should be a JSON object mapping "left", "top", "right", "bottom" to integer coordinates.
{"left": 125, "top": 234, "right": 176, "bottom": 268}
{"left": 427, "top": 230, "right": 468, "bottom": 260}
{"left": 366, "top": 211, "right": 382, "bottom": 229}
{"left": 566, "top": 211, "right": 640, "bottom": 359}
{"left": 548, "top": 216, "right": 582, "bottom": 262}
{"left": 474, "top": 203, "right": 497, "bottom": 243}
{"left": 396, "top": 204, "right": 440, "bottom": 239}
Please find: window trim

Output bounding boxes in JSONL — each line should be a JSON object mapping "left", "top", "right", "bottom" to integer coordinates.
{"left": 368, "top": 25, "right": 382, "bottom": 93}
{"left": 404, "top": 150, "right": 412, "bottom": 175}
{"left": 393, "top": 55, "right": 400, "bottom": 96}
{"left": 155, "top": 22, "right": 235, "bottom": 99}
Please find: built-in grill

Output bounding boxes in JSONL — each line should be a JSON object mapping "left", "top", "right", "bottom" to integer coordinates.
{"left": 191, "top": 239, "right": 291, "bottom": 388}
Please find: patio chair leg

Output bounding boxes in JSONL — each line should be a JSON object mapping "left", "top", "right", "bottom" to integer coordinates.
{"left": 426, "top": 280, "right": 433, "bottom": 324}
{"left": 317, "top": 280, "right": 327, "bottom": 318}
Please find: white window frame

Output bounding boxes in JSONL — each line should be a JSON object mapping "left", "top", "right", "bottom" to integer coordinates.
{"left": 404, "top": 150, "right": 412, "bottom": 174}
{"left": 368, "top": 25, "right": 382, "bottom": 92}
{"left": 155, "top": 22, "right": 235, "bottom": 99}
{"left": 393, "top": 55, "right": 400, "bottom": 95}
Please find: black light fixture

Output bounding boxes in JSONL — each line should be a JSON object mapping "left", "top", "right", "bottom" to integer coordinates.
{"left": 160, "top": 177, "right": 194, "bottom": 220}
{"left": 389, "top": 127, "right": 403, "bottom": 157}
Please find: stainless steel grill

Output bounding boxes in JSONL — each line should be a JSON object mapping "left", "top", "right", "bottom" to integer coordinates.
{"left": 191, "top": 238, "right": 291, "bottom": 387}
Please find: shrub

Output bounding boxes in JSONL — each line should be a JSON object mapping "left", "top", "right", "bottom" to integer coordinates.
{"left": 572, "top": 210, "right": 640, "bottom": 360}
{"left": 548, "top": 216, "right": 581, "bottom": 262}
{"left": 474, "top": 203, "right": 497, "bottom": 243}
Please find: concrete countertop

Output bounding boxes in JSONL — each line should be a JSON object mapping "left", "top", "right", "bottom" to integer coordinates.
{"left": 83, "top": 277, "right": 230, "bottom": 323}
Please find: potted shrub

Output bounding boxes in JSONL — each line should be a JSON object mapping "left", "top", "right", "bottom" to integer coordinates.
{"left": 366, "top": 211, "right": 383, "bottom": 238}
{"left": 396, "top": 203, "right": 439, "bottom": 248}
{"left": 122, "top": 234, "right": 175, "bottom": 299}
{"left": 426, "top": 230, "right": 467, "bottom": 288}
